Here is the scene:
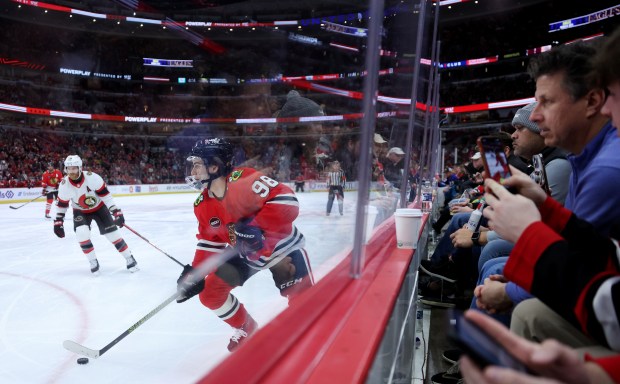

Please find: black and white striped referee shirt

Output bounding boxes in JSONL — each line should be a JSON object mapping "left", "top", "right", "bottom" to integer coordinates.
{"left": 327, "top": 170, "right": 346, "bottom": 187}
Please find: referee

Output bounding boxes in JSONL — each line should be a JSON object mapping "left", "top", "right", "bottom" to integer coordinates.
{"left": 326, "top": 161, "right": 346, "bottom": 216}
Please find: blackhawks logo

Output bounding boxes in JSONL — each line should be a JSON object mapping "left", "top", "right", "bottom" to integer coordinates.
{"left": 229, "top": 170, "right": 243, "bottom": 182}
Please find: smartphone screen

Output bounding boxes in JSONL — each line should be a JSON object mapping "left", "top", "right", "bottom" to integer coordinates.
{"left": 449, "top": 311, "right": 530, "bottom": 373}
{"left": 532, "top": 154, "right": 551, "bottom": 195}
{"left": 477, "top": 136, "right": 512, "bottom": 183}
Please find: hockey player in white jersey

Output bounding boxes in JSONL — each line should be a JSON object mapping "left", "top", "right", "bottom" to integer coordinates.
{"left": 53, "top": 155, "right": 138, "bottom": 274}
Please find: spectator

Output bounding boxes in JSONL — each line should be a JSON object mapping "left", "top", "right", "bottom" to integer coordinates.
{"left": 481, "top": 32, "right": 620, "bottom": 357}
{"left": 383, "top": 147, "right": 405, "bottom": 188}
{"left": 468, "top": 102, "right": 571, "bottom": 319}
{"left": 459, "top": 310, "right": 618, "bottom": 384}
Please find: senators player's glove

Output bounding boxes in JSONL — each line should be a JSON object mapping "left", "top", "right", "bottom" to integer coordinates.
{"left": 176, "top": 264, "right": 205, "bottom": 303}
{"left": 110, "top": 207, "right": 125, "bottom": 228}
{"left": 234, "top": 220, "right": 265, "bottom": 261}
{"left": 53, "top": 219, "right": 65, "bottom": 238}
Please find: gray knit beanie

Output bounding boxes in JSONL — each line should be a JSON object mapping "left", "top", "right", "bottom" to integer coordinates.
{"left": 512, "top": 102, "right": 540, "bottom": 133}
{"left": 279, "top": 90, "right": 324, "bottom": 118}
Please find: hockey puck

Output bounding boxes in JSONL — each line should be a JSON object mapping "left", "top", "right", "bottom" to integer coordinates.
{"left": 77, "top": 357, "right": 89, "bottom": 365}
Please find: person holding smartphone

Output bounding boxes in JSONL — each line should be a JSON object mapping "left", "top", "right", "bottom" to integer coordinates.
{"left": 469, "top": 103, "right": 571, "bottom": 317}
{"left": 499, "top": 35, "right": 620, "bottom": 358}
{"left": 478, "top": 27, "right": 620, "bottom": 351}
{"left": 458, "top": 310, "right": 618, "bottom": 383}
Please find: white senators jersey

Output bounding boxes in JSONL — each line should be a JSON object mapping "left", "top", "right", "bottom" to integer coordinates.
{"left": 56, "top": 171, "right": 116, "bottom": 215}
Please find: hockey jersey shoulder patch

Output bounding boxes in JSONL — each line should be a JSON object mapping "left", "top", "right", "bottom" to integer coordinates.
{"left": 229, "top": 170, "right": 243, "bottom": 182}
{"left": 194, "top": 193, "right": 204, "bottom": 207}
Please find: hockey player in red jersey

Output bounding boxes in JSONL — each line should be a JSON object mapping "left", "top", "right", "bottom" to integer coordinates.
{"left": 54, "top": 155, "right": 138, "bottom": 274}
{"left": 176, "top": 138, "right": 314, "bottom": 351}
{"left": 41, "top": 163, "right": 62, "bottom": 218}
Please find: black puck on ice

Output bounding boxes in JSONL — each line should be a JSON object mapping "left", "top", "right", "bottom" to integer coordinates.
{"left": 77, "top": 357, "right": 89, "bottom": 365}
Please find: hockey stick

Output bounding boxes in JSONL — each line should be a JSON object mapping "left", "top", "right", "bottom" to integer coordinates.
{"left": 123, "top": 224, "right": 185, "bottom": 267}
{"left": 9, "top": 194, "right": 45, "bottom": 210}
{"left": 63, "top": 246, "right": 239, "bottom": 359}
{"left": 63, "top": 290, "right": 181, "bottom": 358}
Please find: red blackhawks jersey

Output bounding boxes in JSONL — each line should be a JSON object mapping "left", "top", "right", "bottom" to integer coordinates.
{"left": 42, "top": 169, "right": 63, "bottom": 190}
{"left": 56, "top": 171, "right": 116, "bottom": 215}
{"left": 192, "top": 167, "right": 305, "bottom": 270}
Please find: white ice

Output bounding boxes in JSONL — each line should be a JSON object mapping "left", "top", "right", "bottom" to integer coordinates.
{"left": 0, "top": 191, "right": 368, "bottom": 384}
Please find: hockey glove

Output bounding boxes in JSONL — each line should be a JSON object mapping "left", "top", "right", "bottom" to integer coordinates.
{"left": 41, "top": 188, "right": 47, "bottom": 196}
{"left": 111, "top": 207, "right": 125, "bottom": 228}
{"left": 234, "top": 220, "right": 265, "bottom": 261}
{"left": 53, "top": 219, "right": 65, "bottom": 238}
{"left": 176, "top": 264, "right": 205, "bottom": 303}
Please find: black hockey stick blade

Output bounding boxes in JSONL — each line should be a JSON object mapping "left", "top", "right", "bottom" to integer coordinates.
{"left": 9, "top": 195, "right": 44, "bottom": 209}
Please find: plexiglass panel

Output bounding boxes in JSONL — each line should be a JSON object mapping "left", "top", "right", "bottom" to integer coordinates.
{"left": 0, "top": 0, "right": 437, "bottom": 381}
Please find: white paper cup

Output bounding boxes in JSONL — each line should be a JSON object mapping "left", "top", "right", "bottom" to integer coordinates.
{"left": 394, "top": 208, "right": 423, "bottom": 249}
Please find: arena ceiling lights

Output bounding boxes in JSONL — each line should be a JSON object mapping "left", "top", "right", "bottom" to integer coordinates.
{"left": 10, "top": 0, "right": 458, "bottom": 31}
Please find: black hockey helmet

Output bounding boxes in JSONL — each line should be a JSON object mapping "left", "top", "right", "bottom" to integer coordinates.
{"left": 186, "top": 138, "right": 234, "bottom": 190}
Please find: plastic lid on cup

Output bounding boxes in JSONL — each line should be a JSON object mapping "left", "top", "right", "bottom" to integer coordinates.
{"left": 394, "top": 208, "right": 423, "bottom": 217}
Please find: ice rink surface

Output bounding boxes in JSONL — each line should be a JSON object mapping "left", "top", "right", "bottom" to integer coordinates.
{"left": 0, "top": 191, "right": 365, "bottom": 384}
